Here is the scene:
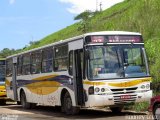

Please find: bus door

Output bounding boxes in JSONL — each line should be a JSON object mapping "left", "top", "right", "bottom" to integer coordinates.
{"left": 70, "top": 49, "right": 85, "bottom": 106}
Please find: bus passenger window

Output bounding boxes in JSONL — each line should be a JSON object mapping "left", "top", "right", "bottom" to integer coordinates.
{"left": 22, "top": 54, "right": 31, "bottom": 75}
{"left": 42, "top": 47, "right": 53, "bottom": 73}
{"left": 31, "top": 51, "right": 42, "bottom": 74}
{"left": 54, "top": 45, "right": 68, "bottom": 71}
{"left": 6, "top": 59, "right": 12, "bottom": 77}
{"left": 17, "top": 56, "right": 22, "bottom": 76}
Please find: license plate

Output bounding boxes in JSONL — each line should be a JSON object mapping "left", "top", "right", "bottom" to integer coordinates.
{"left": 120, "top": 95, "right": 131, "bottom": 100}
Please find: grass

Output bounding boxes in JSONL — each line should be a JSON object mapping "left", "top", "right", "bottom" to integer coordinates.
{"left": 124, "top": 102, "right": 149, "bottom": 112}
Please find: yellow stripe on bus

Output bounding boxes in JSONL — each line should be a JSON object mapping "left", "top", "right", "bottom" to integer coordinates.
{"left": 5, "top": 79, "right": 10, "bottom": 86}
{"left": 108, "top": 77, "right": 152, "bottom": 87}
{"left": 83, "top": 77, "right": 152, "bottom": 87}
{"left": 26, "top": 81, "right": 61, "bottom": 95}
{"left": 83, "top": 81, "right": 106, "bottom": 86}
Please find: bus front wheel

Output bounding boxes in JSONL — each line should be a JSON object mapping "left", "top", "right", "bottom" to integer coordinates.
{"left": 62, "top": 92, "right": 79, "bottom": 115}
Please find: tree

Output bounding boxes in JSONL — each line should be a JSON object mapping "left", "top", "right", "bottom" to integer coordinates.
{"left": 0, "top": 48, "right": 16, "bottom": 58}
{"left": 74, "top": 10, "right": 94, "bottom": 33}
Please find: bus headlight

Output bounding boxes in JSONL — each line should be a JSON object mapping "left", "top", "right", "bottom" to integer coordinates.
{"left": 101, "top": 88, "right": 105, "bottom": 92}
{"left": 146, "top": 84, "right": 150, "bottom": 89}
{"left": 95, "top": 87, "right": 100, "bottom": 93}
{"left": 141, "top": 85, "right": 145, "bottom": 89}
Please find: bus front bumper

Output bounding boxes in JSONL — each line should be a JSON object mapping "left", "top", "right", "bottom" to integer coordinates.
{"left": 85, "top": 90, "right": 152, "bottom": 107}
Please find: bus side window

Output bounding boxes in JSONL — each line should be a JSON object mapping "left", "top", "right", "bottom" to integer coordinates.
{"left": 17, "top": 56, "right": 22, "bottom": 76}
{"left": 42, "top": 47, "right": 53, "bottom": 73}
{"left": 6, "top": 59, "right": 12, "bottom": 77}
{"left": 54, "top": 44, "right": 68, "bottom": 71}
{"left": 31, "top": 51, "right": 42, "bottom": 74}
{"left": 22, "top": 54, "right": 31, "bottom": 75}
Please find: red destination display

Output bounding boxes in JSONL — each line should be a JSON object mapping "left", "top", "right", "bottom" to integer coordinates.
{"left": 107, "top": 36, "right": 142, "bottom": 43}
{"left": 91, "top": 36, "right": 105, "bottom": 43}
{"left": 86, "top": 35, "right": 142, "bottom": 44}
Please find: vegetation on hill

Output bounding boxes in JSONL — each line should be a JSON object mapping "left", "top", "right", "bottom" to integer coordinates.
{"left": 1, "top": 0, "right": 160, "bottom": 83}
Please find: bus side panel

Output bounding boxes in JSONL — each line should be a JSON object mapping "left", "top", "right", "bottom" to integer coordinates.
{"left": 68, "top": 39, "right": 83, "bottom": 51}
{"left": 40, "top": 71, "right": 76, "bottom": 106}
{"left": 15, "top": 72, "right": 76, "bottom": 106}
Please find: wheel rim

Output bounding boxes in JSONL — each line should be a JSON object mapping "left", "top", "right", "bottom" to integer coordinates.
{"left": 155, "top": 107, "right": 160, "bottom": 120}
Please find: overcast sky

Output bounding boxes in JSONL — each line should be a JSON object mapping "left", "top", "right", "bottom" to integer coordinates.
{"left": 0, "top": 0, "right": 124, "bottom": 50}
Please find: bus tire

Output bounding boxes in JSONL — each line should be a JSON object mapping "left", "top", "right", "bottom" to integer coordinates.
{"left": 62, "top": 92, "right": 79, "bottom": 115}
{"left": 0, "top": 100, "right": 6, "bottom": 105}
{"left": 17, "top": 101, "right": 21, "bottom": 105}
{"left": 20, "top": 91, "right": 31, "bottom": 109}
{"left": 110, "top": 106, "right": 123, "bottom": 113}
{"left": 30, "top": 103, "right": 37, "bottom": 109}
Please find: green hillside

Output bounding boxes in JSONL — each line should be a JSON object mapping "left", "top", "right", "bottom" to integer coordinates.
{"left": 25, "top": 0, "right": 160, "bottom": 49}
{"left": 2, "top": 0, "right": 160, "bottom": 82}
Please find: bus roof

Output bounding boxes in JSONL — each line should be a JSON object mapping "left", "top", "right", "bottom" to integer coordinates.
{"left": 6, "top": 31, "right": 141, "bottom": 59}
{"left": 84, "top": 31, "right": 141, "bottom": 36}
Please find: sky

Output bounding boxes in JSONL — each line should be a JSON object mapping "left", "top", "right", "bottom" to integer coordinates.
{"left": 0, "top": 0, "right": 124, "bottom": 50}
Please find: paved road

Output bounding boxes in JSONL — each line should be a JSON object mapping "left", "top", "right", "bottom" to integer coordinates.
{"left": 0, "top": 103, "right": 153, "bottom": 120}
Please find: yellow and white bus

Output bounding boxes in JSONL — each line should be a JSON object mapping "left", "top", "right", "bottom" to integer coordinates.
{"left": 0, "top": 58, "right": 7, "bottom": 105}
{"left": 6, "top": 31, "right": 152, "bottom": 114}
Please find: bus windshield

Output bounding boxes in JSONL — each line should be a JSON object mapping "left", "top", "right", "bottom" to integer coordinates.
{"left": 87, "top": 45, "right": 149, "bottom": 80}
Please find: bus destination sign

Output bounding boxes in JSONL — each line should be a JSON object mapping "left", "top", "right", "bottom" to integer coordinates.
{"left": 86, "top": 35, "right": 143, "bottom": 44}
{"left": 107, "top": 35, "right": 142, "bottom": 43}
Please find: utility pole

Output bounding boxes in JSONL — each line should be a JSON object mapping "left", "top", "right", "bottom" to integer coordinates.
{"left": 99, "top": 2, "right": 102, "bottom": 11}
{"left": 96, "top": 0, "right": 98, "bottom": 11}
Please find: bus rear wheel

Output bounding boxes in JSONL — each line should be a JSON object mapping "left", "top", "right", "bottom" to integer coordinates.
{"left": 0, "top": 100, "right": 6, "bottom": 105}
{"left": 20, "top": 91, "right": 31, "bottom": 109}
{"left": 62, "top": 92, "right": 79, "bottom": 115}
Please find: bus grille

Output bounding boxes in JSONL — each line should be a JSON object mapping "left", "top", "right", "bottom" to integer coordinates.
{"left": 113, "top": 94, "right": 137, "bottom": 104}
{"left": 111, "top": 87, "right": 138, "bottom": 94}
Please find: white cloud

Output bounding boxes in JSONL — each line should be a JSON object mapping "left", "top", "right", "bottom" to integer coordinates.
{"left": 59, "top": 0, "right": 124, "bottom": 14}
{"left": 9, "top": 0, "right": 16, "bottom": 5}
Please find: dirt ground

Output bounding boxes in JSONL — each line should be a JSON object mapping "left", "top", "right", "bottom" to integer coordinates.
{"left": 0, "top": 102, "right": 153, "bottom": 120}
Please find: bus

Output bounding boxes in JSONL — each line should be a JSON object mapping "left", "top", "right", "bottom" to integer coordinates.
{"left": 6, "top": 31, "right": 152, "bottom": 114}
{"left": 0, "top": 58, "right": 7, "bottom": 105}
